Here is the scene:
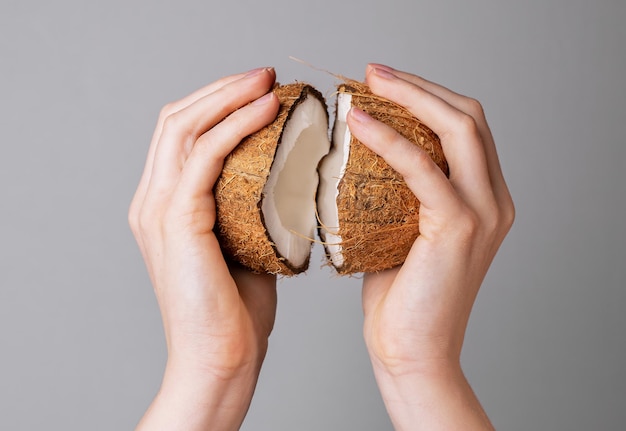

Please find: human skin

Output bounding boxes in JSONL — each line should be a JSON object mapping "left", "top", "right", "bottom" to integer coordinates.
{"left": 350, "top": 64, "right": 514, "bottom": 430}
{"left": 129, "top": 64, "right": 513, "bottom": 430}
{"left": 129, "top": 67, "right": 281, "bottom": 430}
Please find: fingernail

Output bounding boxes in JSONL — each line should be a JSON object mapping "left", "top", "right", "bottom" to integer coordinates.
{"left": 251, "top": 92, "right": 274, "bottom": 106}
{"left": 372, "top": 66, "right": 396, "bottom": 80}
{"left": 245, "top": 67, "right": 273, "bottom": 78}
{"left": 349, "top": 107, "right": 373, "bottom": 124}
{"left": 369, "top": 63, "right": 395, "bottom": 73}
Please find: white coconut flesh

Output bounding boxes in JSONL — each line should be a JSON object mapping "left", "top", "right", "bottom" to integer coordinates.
{"left": 317, "top": 92, "right": 352, "bottom": 269}
{"left": 261, "top": 95, "right": 331, "bottom": 268}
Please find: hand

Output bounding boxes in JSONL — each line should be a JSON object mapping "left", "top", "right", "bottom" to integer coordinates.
{"left": 347, "top": 64, "right": 514, "bottom": 430}
{"left": 128, "top": 67, "right": 280, "bottom": 431}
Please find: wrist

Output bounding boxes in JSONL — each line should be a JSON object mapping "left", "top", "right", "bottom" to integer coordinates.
{"left": 166, "top": 338, "right": 268, "bottom": 390}
{"left": 370, "top": 361, "right": 494, "bottom": 431}
{"left": 365, "top": 328, "right": 463, "bottom": 379}
{"left": 136, "top": 358, "right": 263, "bottom": 431}
{"left": 369, "top": 351, "right": 463, "bottom": 398}
{"left": 167, "top": 334, "right": 269, "bottom": 381}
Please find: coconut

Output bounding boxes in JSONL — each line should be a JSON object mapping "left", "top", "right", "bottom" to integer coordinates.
{"left": 317, "top": 81, "right": 449, "bottom": 274}
{"left": 215, "top": 83, "right": 331, "bottom": 275}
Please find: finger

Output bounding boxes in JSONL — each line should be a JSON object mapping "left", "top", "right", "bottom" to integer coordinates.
{"left": 364, "top": 66, "right": 493, "bottom": 204}
{"left": 366, "top": 64, "right": 511, "bottom": 208}
{"left": 370, "top": 65, "right": 514, "bottom": 235}
{"left": 130, "top": 68, "right": 276, "bottom": 277}
{"left": 367, "top": 64, "right": 471, "bottom": 112}
{"left": 391, "top": 65, "right": 509, "bottom": 201}
{"left": 131, "top": 70, "right": 257, "bottom": 209}
{"left": 172, "top": 91, "right": 280, "bottom": 210}
{"left": 148, "top": 68, "right": 276, "bottom": 197}
{"left": 347, "top": 106, "right": 460, "bottom": 217}
{"left": 367, "top": 65, "right": 515, "bottom": 250}
{"left": 129, "top": 69, "right": 267, "bottom": 235}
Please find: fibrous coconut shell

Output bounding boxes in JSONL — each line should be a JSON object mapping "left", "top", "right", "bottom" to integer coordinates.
{"left": 215, "top": 83, "right": 330, "bottom": 275}
{"left": 317, "top": 80, "right": 449, "bottom": 274}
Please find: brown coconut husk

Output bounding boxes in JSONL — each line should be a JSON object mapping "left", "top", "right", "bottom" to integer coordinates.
{"left": 214, "top": 83, "right": 328, "bottom": 275}
{"left": 321, "top": 80, "right": 449, "bottom": 274}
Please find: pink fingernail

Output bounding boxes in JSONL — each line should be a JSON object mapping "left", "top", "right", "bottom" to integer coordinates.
{"left": 251, "top": 92, "right": 274, "bottom": 106}
{"left": 369, "top": 63, "right": 395, "bottom": 73}
{"left": 372, "top": 66, "right": 396, "bottom": 80}
{"left": 245, "top": 67, "right": 273, "bottom": 78}
{"left": 349, "top": 107, "right": 373, "bottom": 124}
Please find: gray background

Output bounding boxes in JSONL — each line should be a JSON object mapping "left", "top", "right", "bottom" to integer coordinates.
{"left": 1, "top": 0, "right": 624, "bottom": 429}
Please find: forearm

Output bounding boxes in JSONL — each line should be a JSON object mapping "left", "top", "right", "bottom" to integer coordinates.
{"left": 136, "top": 359, "right": 263, "bottom": 431}
{"left": 372, "top": 361, "right": 494, "bottom": 431}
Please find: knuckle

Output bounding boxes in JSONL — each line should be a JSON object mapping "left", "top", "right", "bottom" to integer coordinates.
{"left": 431, "top": 203, "right": 477, "bottom": 243}
{"left": 464, "top": 97, "right": 485, "bottom": 119}
{"left": 501, "top": 196, "right": 516, "bottom": 232}
{"left": 136, "top": 209, "right": 152, "bottom": 236}
{"left": 463, "top": 209, "right": 481, "bottom": 236}
{"left": 385, "top": 128, "right": 410, "bottom": 153}
{"left": 456, "top": 111, "right": 480, "bottom": 137}
{"left": 161, "top": 110, "right": 187, "bottom": 135}
{"left": 480, "top": 195, "right": 516, "bottom": 240}
{"left": 439, "top": 111, "right": 479, "bottom": 143}
{"left": 483, "top": 211, "right": 501, "bottom": 238}
{"left": 363, "top": 125, "right": 397, "bottom": 159}
{"left": 385, "top": 128, "right": 406, "bottom": 151}
{"left": 227, "top": 113, "right": 249, "bottom": 140}
{"left": 193, "top": 133, "right": 226, "bottom": 165}
{"left": 403, "top": 147, "right": 432, "bottom": 184}
{"left": 454, "top": 206, "right": 481, "bottom": 241}
{"left": 411, "top": 143, "right": 433, "bottom": 167}
{"left": 378, "top": 128, "right": 434, "bottom": 180}
{"left": 158, "top": 102, "right": 178, "bottom": 123}
{"left": 128, "top": 202, "right": 140, "bottom": 234}
{"left": 136, "top": 200, "right": 162, "bottom": 237}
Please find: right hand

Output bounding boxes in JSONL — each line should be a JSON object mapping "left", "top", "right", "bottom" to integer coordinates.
{"left": 348, "top": 64, "right": 514, "bottom": 430}
{"left": 129, "top": 67, "right": 280, "bottom": 431}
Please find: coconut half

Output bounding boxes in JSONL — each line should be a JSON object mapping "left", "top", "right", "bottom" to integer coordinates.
{"left": 215, "top": 83, "right": 330, "bottom": 275}
{"left": 317, "top": 81, "right": 449, "bottom": 274}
